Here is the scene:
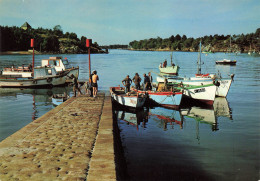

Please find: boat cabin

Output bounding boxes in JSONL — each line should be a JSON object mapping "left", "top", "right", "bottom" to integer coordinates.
{"left": 41, "top": 57, "right": 71, "bottom": 72}
{"left": 34, "top": 67, "right": 58, "bottom": 79}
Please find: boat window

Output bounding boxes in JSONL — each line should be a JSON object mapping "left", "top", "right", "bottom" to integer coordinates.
{"left": 63, "top": 59, "right": 69, "bottom": 65}
{"left": 55, "top": 60, "right": 60, "bottom": 66}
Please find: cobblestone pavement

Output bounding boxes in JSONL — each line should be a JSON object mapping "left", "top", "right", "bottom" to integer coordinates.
{"left": 0, "top": 93, "right": 105, "bottom": 181}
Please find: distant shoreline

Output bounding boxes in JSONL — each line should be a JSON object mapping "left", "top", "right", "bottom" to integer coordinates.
{"left": 0, "top": 51, "right": 108, "bottom": 55}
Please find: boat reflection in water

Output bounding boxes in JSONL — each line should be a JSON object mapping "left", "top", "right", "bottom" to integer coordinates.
{"left": 0, "top": 87, "right": 72, "bottom": 120}
{"left": 114, "top": 97, "right": 232, "bottom": 132}
{"left": 180, "top": 97, "right": 232, "bottom": 131}
{"left": 113, "top": 98, "right": 233, "bottom": 180}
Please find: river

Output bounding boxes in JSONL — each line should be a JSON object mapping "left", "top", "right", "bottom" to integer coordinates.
{"left": 0, "top": 50, "right": 259, "bottom": 180}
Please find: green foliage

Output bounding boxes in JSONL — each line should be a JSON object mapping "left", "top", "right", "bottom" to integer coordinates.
{"left": 0, "top": 25, "right": 104, "bottom": 54}
{"left": 129, "top": 29, "right": 260, "bottom": 52}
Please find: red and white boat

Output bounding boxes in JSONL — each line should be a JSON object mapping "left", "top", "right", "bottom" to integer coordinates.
{"left": 136, "top": 89, "right": 183, "bottom": 109}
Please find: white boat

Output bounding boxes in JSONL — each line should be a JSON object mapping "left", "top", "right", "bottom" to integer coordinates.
{"left": 159, "top": 65, "right": 180, "bottom": 75}
{"left": 110, "top": 87, "right": 147, "bottom": 108}
{"left": 41, "top": 57, "right": 79, "bottom": 79}
{"left": 0, "top": 66, "right": 69, "bottom": 88}
{"left": 158, "top": 53, "right": 180, "bottom": 75}
{"left": 216, "top": 59, "right": 237, "bottom": 65}
{"left": 1, "top": 57, "right": 79, "bottom": 79}
{"left": 169, "top": 82, "right": 217, "bottom": 105}
{"left": 156, "top": 41, "right": 234, "bottom": 98}
{"left": 157, "top": 74, "right": 234, "bottom": 98}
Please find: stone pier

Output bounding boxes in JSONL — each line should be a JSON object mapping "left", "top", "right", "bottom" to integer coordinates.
{"left": 0, "top": 93, "right": 116, "bottom": 181}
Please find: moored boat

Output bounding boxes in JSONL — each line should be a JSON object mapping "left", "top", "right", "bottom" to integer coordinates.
{"left": 1, "top": 57, "right": 79, "bottom": 79}
{"left": 159, "top": 65, "right": 180, "bottom": 75}
{"left": 110, "top": 87, "right": 147, "bottom": 108}
{"left": 158, "top": 53, "right": 180, "bottom": 75}
{"left": 168, "top": 82, "right": 217, "bottom": 105}
{"left": 136, "top": 89, "right": 183, "bottom": 109}
{"left": 0, "top": 66, "right": 69, "bottom": 88}
{"left": 156, "top": 74, "right": 234, "bottom": 98}
{"left": 215, "top": 59, "right": 237, "bottom": 65}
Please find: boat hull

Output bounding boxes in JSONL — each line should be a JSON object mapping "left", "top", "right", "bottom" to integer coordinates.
{"left": 110, "top": 87, "right": 146, "bottom": 108}
{"left": 159, "top": 65, "right": 179, "bottom": 75}
{"left": 0, "top": 75, "right": 67, "bottom": 88}
{"left": 182, "top": 84, "right": 217, "bottom": 105}
{"left": 138, "top": 90, "right": 182, "bottom": 109}
{"left": 157, "top": 76, "right": 232, "bottom": 97}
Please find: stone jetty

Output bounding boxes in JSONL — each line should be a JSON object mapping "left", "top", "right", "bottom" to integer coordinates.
{"left": 0, "top": 93, "right": 116, "bottom": 180}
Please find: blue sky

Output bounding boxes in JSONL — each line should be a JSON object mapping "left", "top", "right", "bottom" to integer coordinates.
{"left": 0, "top": 0, "right": 259, "bottom": 45}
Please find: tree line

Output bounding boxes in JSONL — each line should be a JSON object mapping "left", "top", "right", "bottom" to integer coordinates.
{"left": 129, "top": 28, "right": 260, "bottom": 53}
{"left": 0, "top": 25, "right": 106, "bottom": 54}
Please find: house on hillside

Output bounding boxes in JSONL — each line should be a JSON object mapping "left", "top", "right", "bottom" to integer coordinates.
{"left": 21, "top": 22, "right": 32, "bottom": 30}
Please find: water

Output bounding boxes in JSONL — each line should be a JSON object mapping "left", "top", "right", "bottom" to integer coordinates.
{"left": 0, "top": 50, "right": 259, "bottom": 180}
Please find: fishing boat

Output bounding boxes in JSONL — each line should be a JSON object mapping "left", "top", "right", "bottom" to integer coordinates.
{"left": 41, "top": 57, "right": 79, "bottom": 79}
{"left": 110, "top": 87, "right": 147, "bottom": 108}
{"left": 158, "top": 53, "right": 180, "bottom": 75}
{"left": 0, "top": 66, "right": 69, "bottom": 88}
{"left": 52, "top": 93, "right": 70, "bottom": 106}
{"left": 156, "top": 41, "right": 234, "bottom": 97}
{"left": 168, "top": 82, "right": 217, "bottom": 105}
{"left": 136, "top": 85, "right": 183, "bottom": 109}
{"left": 1, "top": 57, "right": 79, "bottom": 79}
{"left": 215, "top": 59, "right": 237, "bottom": 65}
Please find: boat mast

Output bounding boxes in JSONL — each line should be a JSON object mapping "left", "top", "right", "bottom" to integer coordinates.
{"left": 170, "top": 52, "right": 173, "bottom": 66}
{"left": 197, "top": 41, "right": 202, "bottom": 74}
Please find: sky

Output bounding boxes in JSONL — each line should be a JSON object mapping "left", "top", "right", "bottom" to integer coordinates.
{"left": 0, "top": 0, "right": 259, "bottom": 45}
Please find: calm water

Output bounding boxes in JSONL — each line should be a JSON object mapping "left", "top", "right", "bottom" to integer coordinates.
{"left": 0, "top": 50, "right": 259, "bottom": 180}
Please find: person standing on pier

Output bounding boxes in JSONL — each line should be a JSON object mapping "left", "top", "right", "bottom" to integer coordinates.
{"left": 92, "top": 70, "right": 99, "bottom": 98}
{"left": 143, "top": 73, "right": 150, "bottom": 91}
{"left": 68, "top": 74, "right": 82, "bottom": 97}
{"left": 147, "top": 72, "right": 153, "bottom": 90}
{"left": 122, "top": 75, "right": 132, "bottom": 93}
{"left": 132, "top": 73, "right": 141, "bottom": 90}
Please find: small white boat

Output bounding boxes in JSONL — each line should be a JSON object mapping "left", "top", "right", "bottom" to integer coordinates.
{"left": 0, "top": 66, "right": 69, "bottom": 88}
{"left": 158, "top": 53, "right": 180, "bottom": 75}
{"left": 158, "top": 65, "right": 180, "bottom": 75}
{"left": 216, "top": 59, "right": 237, "bottom": 65}
{"left": 52, "top": 93, "right": 70, "bottom": 106}
{"left": 110, "top": 87, "right": 147, "bottom": 108}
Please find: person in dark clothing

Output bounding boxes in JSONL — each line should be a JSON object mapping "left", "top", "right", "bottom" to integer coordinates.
{"left": 147, "top": 72, "right": 153, "bottom": 90}
{"left": 132, "top": 73, "right": 142, "bottom": 90}
{"left": 68, "top": 74, "right": 82, "bottom": 97}
{"left": 122, "top": 75, "right": 132, "bottom": 93}
{"left": 143, "top": 73, "right": 150, "bottom": 91}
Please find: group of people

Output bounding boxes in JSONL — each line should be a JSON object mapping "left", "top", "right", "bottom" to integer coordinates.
{"left": 122, "top": 72, "right": 153, "bottom": 93}
{"left": 68, "top": 70, "right": 99, "bottom": 98}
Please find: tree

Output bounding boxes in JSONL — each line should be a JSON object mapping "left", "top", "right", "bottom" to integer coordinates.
{"left": 53, "top": 25, "right": 63, "bottom": 37}
{"left": 175, "top": 34, "right": 181, "bottom": 41}
{"left": 42, "top": 35, "right": 59, "bottom": 52}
